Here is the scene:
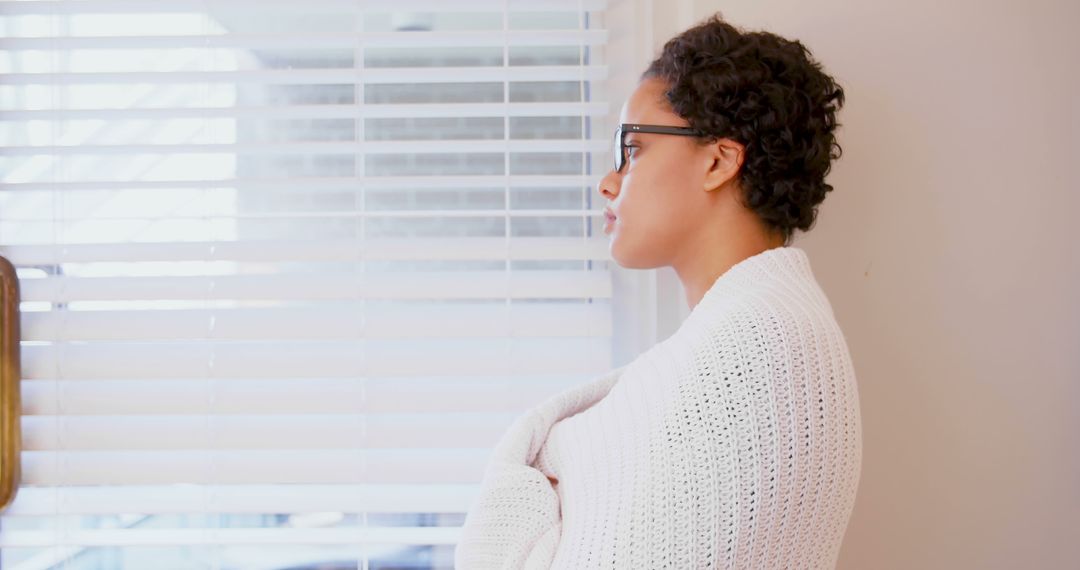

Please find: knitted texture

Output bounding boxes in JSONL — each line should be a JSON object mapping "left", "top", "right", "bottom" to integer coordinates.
{"left": 454, "top": 246, "right": 863, "bottom": 569}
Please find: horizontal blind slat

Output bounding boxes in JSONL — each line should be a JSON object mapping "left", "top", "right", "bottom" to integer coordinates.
{"left": 0, "top": 65, "right": 608, "bottom": 85}
{"left": 0, "top": 0, "right": 609, "bottom": 15}
{"left": 0, "top": 526, "right": 463, "bottom": 548}
{"left": 1, "top": 138, "right": 608, "bottom": 156}
{"left": 0, "top": 30, "right": 608, "bottom": 49}
{"left": 21, "top": 375, "right": 587, "bottom": 415}
{"left": 0, "top": 102, "right": 609, "bottom": 120}
{"left": 21, "top": 449, "right": 493, "bottom": 485}
{"left": 3, "top": 237, "right": 611, "bottom": 264}
{"left": 3, "top": 210, "right": 605, "bottom": 223}
{"left": 0, "top": 175, "right": 603, "bottom": 192}
{"left": 5, "top": 483, "right": 481, "bottom": 515}
{"left": 19, "top": 270, "right": 613, "bottom": 302}
{"left": 22, "top": 413, "right": 521, "bottom": 451}
{"left": 21, "top": 337, "right": 613, "bottom": 379}
{"left": 21, "top": 303, "right": 612, "bottom": 341}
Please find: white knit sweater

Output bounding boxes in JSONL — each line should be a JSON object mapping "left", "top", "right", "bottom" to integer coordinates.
{"left": 454, "top": 246, "right": 863, "bottom": 569}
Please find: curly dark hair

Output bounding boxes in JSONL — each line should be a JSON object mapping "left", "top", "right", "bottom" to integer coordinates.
{"left": 642, "top": 13, "right": 845, "bottom": 245}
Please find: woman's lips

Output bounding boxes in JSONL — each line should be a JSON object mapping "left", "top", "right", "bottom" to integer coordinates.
{"left": 603, "top": 208, "right": 617, "bottom": 233}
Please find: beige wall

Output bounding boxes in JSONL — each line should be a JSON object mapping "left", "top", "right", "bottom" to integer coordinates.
{"left": 647, "top": 0, "right": 1080, "bottom": 567}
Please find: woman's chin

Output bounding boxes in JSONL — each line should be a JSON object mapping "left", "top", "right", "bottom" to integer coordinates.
{"left": 607, "top": 234, "right": 624, "bottom": 265}
{"left": 608, "top": 234, "right": 640, "bottom": 269}
{"left": 609, "top": 234, "right": 665, "bottom": 270}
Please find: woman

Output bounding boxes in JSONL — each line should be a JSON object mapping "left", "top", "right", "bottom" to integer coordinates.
{"left": 455, "top": 13, "right": 861, "bottom": 570}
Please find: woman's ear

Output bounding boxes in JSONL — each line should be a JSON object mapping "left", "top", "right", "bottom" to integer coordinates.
{"left": 703, "top": 138, "right": 745, "bottom": 193}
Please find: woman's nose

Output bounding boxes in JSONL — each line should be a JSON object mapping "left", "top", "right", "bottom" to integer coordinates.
{"left": 596, "top": 169, "right": 620, "bottom": 201}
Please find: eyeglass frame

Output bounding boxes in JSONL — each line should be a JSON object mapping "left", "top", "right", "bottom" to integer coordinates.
{"left": 613, "top": 123, "right": 704, "bottom": 173}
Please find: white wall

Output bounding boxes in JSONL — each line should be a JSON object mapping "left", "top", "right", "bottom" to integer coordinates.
{"left": 640, "top": 0, "right": 1079, "bottom": 567}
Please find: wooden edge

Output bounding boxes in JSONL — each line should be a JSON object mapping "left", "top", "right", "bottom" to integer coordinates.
{"left": 0, "top": 255, "right": 21, "bottom": 512}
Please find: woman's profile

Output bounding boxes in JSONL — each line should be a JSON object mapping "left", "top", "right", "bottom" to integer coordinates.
{"left": 455, "top": 13, "right": 861, "bottom": 570}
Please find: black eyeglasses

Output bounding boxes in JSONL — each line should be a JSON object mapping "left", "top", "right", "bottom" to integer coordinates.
{"left": 613, "top": 123, "right": 703, "bottom": 173}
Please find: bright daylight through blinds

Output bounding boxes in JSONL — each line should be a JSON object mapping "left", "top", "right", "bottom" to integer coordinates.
{"left": 0, "top": 0, "right": 614, "bottom": 568}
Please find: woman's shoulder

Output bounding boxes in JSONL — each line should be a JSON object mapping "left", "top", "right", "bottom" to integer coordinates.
{"left": 673, "top": 279, "right": 851, "bottom": 381}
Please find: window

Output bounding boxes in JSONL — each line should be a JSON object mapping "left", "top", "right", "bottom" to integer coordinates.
{"left": 0, "top": 0, "right": 621, "bottom": 568}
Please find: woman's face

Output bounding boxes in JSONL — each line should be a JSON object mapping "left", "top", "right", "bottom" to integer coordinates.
{"left": 598, "top": 78, "right": 727, "bottom": 269}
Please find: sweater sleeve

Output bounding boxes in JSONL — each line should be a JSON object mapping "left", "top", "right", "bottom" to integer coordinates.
{"left": 454, "top": 364, "right": 628, "bottom": 569}
{"left": 453, "top": 437, "right": 564, "bottom": 569}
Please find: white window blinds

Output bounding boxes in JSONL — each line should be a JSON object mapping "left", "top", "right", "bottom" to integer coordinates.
{"left": 0, "top": 1, "right": 616, "bottom": 568}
